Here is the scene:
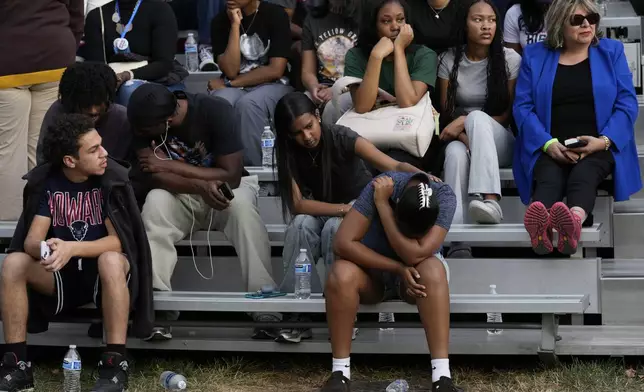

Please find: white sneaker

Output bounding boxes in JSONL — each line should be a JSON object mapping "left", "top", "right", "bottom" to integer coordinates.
{"left": 469, "top": 199, "right": 503, "bottom": 224}
{"left": 198, "top": 45, "right": 218, "bottom": 72}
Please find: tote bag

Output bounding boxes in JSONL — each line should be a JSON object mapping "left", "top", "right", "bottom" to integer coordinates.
{"left": 332, "top": 76, "right": 439, "bottom": 158}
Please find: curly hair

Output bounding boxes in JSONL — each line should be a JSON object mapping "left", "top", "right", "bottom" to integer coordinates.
{"left": 356, "top": 0, "right": 411, "bottom": 56}
{"left": 444, "top": 0, "right": 509, "bottom": 118}
{"left": 42, "top": 114, "right": 95, "bottom": 166}
{"left": 59, "top": 62, "right": 117, "bottom": 114}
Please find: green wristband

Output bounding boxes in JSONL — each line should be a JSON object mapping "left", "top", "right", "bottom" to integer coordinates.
{"left": 542, "top": 138, "right": 558, "bottom": 153}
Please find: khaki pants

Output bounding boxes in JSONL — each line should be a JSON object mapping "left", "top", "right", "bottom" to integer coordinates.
{"left": 0, "top": 82, "right": 59, "bottom": 220}
{"left": 141, "top": 176, "right": 275, "bottom": 292}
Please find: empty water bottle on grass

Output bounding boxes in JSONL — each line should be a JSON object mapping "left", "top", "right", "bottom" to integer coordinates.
{"left": 294, "top": 249, "right": 311, "bottom": 299}
{"left": 63, "top": 345, "right": 81, "bottom": 392}
{"left": 261, "top": 126, "right": 275, "bottom": 167}
{"left": 160, "top": 371, "right": 187, "bottom": 390}
{"left": 486, "top": 284, "right": 503, "bottom": 335}
{"left": 184, "top": 33, "right": 199, "bottom": 72}
{"left": 386, "top": 379, "right": 409, "bottom": 392}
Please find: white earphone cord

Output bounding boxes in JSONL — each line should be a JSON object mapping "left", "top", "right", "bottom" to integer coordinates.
{"left": 187, "top": 197, "right": 216, "bottom": 280}
{"left": 153, "top": 122, "right": 215, "bottom": 280}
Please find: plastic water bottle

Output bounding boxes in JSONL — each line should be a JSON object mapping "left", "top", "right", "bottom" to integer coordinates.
{"left": 486, "top": 284, "right": 503, "bottom": 335}
{"left": 379, "top": 312, "right": 395, "bottom": 331}
{"left": 261, "top": 126, "right": 275, "bottom": 167}
{"left": 185, "top": 33, "right": 199, "bottom": 72}
{"left": 386, "top": 379, "right": 409, "bottom": 392}
{"left": 160, "top": 371, "right": 187, "bottom": 390}
{"left": 294, "top": 249, "right": 311, "bottom": 299}
{"left": 62, "top": 345, "right": 82, "bottom": 392}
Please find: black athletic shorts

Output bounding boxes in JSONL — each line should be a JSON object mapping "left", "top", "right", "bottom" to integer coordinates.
{"left": 28, "top": 256, "right": 131, "bottom": 317}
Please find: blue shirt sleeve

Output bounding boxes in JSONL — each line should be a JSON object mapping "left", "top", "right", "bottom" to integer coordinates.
{"left": 432, "top": 181, "right": 456, "bottom": 231}
{"left": 352, "top": 181, "right": 375, "bottom": 219}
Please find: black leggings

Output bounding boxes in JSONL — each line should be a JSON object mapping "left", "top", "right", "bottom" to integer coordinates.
{"left": 532, "top": 150, "right": 614, "bottom": 213}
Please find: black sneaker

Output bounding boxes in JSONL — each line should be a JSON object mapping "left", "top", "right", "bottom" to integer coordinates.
{"left": 90, "top": 352, "right": 128, "bottom": 392}
{"left": 251, "top": 313, "right": 280, "bottom": 340}
{"left": 143, "top": 326, "right": 173, "bottom": 341}
{"left": 433, "top": 376, "right": 464, "bottom": 391}
{"left": 0, "top": 352, "right": 34, "bottom": 392}
{"left": 320, "top": 371, "right": 350, "bottom": 392}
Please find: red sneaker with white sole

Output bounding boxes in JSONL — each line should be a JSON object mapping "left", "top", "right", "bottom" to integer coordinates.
{"left": 524, "top": 201, "right": 553, "bottom": 255}
{"left": 550, "top": 202, "right": 582, "bottom": 255}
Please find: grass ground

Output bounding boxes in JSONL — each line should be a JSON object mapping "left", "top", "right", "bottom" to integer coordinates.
{"left": 27, "top": 350, "right": 644, "bottom": 392}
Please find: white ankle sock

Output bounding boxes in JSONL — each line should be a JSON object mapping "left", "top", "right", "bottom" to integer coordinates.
{"left": 332, "top": 357, "right": 350, "bottom": 379}
{"left": 431, "top": 358, "right": 450, "bottom": 383}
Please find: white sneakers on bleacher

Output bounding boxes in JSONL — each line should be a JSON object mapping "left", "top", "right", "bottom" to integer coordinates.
{"left": 469, "top": 199, "right": 503, "bottom": 224}
{"left": 198, "top": 45, "right": 218, "bottom": 72}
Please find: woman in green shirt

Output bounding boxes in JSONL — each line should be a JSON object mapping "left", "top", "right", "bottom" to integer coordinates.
{"left": 342, "top": 0, "right": 438, "bottom": 170}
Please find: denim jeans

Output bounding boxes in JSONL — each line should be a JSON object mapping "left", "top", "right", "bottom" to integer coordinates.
{"left": 198, "top": 0, "right": 226, "bottom": 45}
{"left": 280, "top": 214, "right": 342, "bottom": 293}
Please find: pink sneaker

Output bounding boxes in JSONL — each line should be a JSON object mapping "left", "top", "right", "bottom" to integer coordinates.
{"left": 550, "top": 202, "right": 582, "bottom": 255}
{"left": 524, "top": 201, "right": 553, "bottom": 255}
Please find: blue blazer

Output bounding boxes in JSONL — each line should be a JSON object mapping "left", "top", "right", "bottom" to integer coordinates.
{"left": 512, "top": 39, "right": 642, "bottom": 204}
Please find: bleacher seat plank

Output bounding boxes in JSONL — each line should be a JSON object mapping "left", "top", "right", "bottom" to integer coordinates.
{"left": 177, "top": 223, "right": 602, "bottom": 246}
{"left": 11, "top": 323, "right": 644, "bottom": 356}
{"left": 0, "top": 221, "right": 603, "bottom": 246}
{"left": 153, "top": 291, "right": 589, "bottom": 314}
{"left": 246, "top": 166, "right": 278, "bottom": 182}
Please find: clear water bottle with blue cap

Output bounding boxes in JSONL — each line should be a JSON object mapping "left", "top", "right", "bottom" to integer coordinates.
{"left": 160, "top": 371, "right": 187, "bottom": 390}
{"left": 486, "top": 284, "right": 503, "bottom": 335}
{"left": 294, "top": 249, "right": 311, "bottom": 299}
{"left": 62, "top": 345, "right": 81, "bottom": 392}
{"left": 185, "top": 33, "right": 199, "bottom": 72}
{"left": 261, "top": 125, "right": 275, "bottom": 167}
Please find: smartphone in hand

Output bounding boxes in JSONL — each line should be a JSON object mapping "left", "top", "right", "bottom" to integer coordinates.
{"left": 218, "top": 182, "right": 235, "bottom": 200}
{"left": 564, "top": 138, "right": 588, "bottom": 149}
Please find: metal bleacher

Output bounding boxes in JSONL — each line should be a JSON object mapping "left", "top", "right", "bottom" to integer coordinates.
{"left": 0, "top": 44, "right": 643, "bottom": 359}
{"left": 0, "top": 161, "right": 608, "bottom": 361}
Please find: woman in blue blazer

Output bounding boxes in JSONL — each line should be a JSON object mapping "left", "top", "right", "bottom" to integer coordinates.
{"left": 513, "top": 0, "right": 641, "bottom": 256}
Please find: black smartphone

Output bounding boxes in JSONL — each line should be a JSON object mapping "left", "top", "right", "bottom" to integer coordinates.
{"left": 218, "top": 182, "right": 235, "bottom": 200}
{"left": 564, "top": 138, "right": 588, "bottom": 149}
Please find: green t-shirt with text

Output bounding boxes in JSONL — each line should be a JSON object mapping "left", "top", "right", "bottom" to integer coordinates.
{"left": 343, "top": 45, "right": 438, "bottom": 96}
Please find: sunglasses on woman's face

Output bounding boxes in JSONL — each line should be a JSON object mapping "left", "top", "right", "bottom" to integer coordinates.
{"left": 570, "top": 12, "right": 600, "bottom": 26}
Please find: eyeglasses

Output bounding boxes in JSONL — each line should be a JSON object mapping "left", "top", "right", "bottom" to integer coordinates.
{"left": 570, "top": 12, "right": 600, "bottom": 26}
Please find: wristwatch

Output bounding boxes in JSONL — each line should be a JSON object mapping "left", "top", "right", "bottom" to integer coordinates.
{"left": 223, "top": 77, "right": 232, "bottom": 88}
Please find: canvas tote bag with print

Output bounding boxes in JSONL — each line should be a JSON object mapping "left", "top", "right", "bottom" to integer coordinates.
{"left": 332, "top": 76, "right": 439, "bottom": 158}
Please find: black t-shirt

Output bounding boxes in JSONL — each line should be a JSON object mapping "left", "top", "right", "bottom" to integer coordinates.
{"left": 301, "top": 13, "right": 358, "bottom": 85}
{"left": 37, "top": 172, "right": 107, "bottom": 243}
{"left": 408, "top": 0, "right": 461, "bottom": 55}
{"left": 293, "top": 125, "right": 372, "bottom": 204}
{"left": 134, "top": 93, "right": 243, "bottom": 166}
{"left": 551, "top": 59, "right": 598, "bottom": 141}
{"left": 211, "top": 2, "right": 291, "bottom": 75}
{"left": 80, "top": 0, "right": 178, "bottom": 81}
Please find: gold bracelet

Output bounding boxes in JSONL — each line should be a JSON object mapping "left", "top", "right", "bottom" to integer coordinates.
{"left": 601, "top": 135, "right": 611, "bottom": 151}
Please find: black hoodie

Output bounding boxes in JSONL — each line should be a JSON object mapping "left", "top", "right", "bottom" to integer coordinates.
{"left": 8, "top": 158, "right": 154, "bottom": 339}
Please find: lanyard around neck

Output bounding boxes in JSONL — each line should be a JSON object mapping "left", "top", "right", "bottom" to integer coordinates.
{"left": 115, "top": 0, "right": 143, "bottom": 39}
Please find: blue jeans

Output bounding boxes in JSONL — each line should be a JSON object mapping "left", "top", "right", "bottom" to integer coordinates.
{"left": 198, "top": 0, "right": 226, "bottom": 45}
{"left": 116, "top": 80, "right": 186, "bottom": 107}
{"left": 210, "top": 83, "right": 293, "bottom": 166}
{"left": 280, "top": 214, "right": 342, "bottom": 293}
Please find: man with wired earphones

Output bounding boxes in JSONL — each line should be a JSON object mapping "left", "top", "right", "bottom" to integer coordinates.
{"left": 126, "top": 83, "right": 280, "bottom": 340}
